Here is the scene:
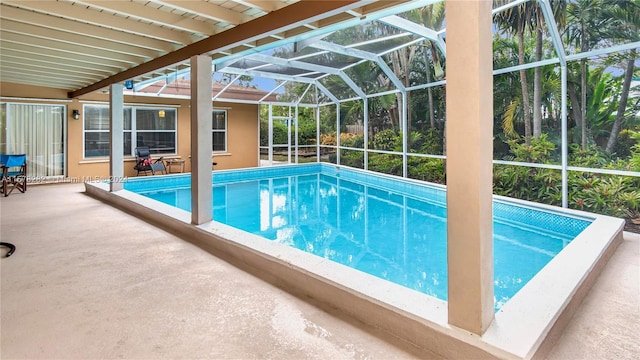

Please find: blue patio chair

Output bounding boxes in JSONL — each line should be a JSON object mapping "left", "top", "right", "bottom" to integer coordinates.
{"left": 1, "top": 154, "right": 27, "bottom": 197}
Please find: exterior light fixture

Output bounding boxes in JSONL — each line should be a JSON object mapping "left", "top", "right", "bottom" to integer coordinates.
{"left": 158, "top": 110, "right": 165, "bottom": 118}
{"left": 72, "top": 109, "right": 80, "bottom": 120}
{"left": 125, "top": 80, "right": 134, "bottom": 90}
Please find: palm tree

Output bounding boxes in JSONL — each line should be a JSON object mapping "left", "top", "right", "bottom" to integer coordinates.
{"left": 388, "top": 44, "right": 416, "bottom": 131}
{"left": 495, "top": 0, "right": 537, "bottom": 144}
{"left": 493, "top": 35, "right": 527, "bottom": 139}
{"left": 565, "top": 0, "right": 613, "bottom": 150}
{"left": 413, "top": 2, "right": 445, "bottom": 129}
{"left": 604, "top": 0, "right": 640, "bottom": 154}
{"left": 532, "top": 0, "right": 566, "bottom": 139}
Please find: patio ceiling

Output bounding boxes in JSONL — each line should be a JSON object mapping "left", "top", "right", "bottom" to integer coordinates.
{"left": 0, "top": 0, "right": 427, "bottom": 98}
{"left": 4, "top": 0, "right": 636, "bottom": 104}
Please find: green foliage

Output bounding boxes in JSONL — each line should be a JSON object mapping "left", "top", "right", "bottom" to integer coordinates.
{"left": 493, "top": 165, "right": 562, "bottom": 205}
{"left": 502, "top": 98, "right": 522, "bottom": 139}
{"left": 420, "top": 128, "right": 444, "bottom": 154}
{"left": 629, "top": 128, "right": 640, "bottom": 171}
{"left": 407, "top": 157, "right": 445, "bottom": 184}
{"left": 260, "top": 119, "right": 288, "bottom": 146}
{"left": 505, "top": 133, "right": 556, "bottom": 162}
{"left": 341, "top": 134, "right": 364, "bottom": 148}
{"left": 370, "top": 129, "right": 398, "bottom": 151}
{"left": 568, "top": 144, "right": 611, "bottom": 168}
{"left": 339, "top": 149, "right": 365, "bottom": 169}
{"left": 614, "top": 129, "right": 637, "bottom": 158}
{"left": 569, "top": 175, "right": 640, "bottom": 217}
{"left": 363, "top": 153, "right": 446, "bottom": 184}
{"left": 297, "top": 120, "right": 317, "bottom": 146}
{"left": 493, "top": 133, "right": 640, "bottom": 219}
{"left": 368, "top": 154, "right": 403, "bottom": 175}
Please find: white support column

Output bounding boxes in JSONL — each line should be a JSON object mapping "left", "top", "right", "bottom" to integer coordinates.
{"left": 561, "top": 66, "right": 568, "bottom": 208}
{"left": 363, "top": 98, "right": 369, "bottom": 170}
{"left": 190, "top": 55, "right": 213, "bottom": 225}
{"left": 401, "top": 91, "right": 408, "bottom": 178}
{"left": 295, "top": 105, "right": 299, "bottom": 164}
{"left": 336, "top": 103, "right": 341, "bottom": 165}
{"left": 109, "top": 83, "right": 124, "bottom": 192}
{"left": 316, "top": 106, "right": 321, "bottom": 163}
{"left": 287, "top": 106, "right": 292, "bottom": 164}
{"left": 445, "top": 0, "right": 494, "bottom": 335}
{"left": 268, "top": 104, "right": 274, "bottom": 166}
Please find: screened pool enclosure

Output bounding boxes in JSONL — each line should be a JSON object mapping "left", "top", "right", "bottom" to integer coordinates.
{"left": 125, "top": 0, "right": 639, "bottom": 222}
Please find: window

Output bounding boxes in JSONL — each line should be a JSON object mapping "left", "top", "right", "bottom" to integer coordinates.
{"left": 84, "top": 105, "right": 176, "bottom": 158}
{"left": 135, "top": 108, "right": 176, "bottom": 154}
{"left": 1, "top": 103, "right": 65, "bottom": 177}
{"left": 212, "top": 110, "right": 227, "bottom": 152}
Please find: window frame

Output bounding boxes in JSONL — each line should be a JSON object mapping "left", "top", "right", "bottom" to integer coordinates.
{"left": 83, "top": 104, "right": 177, "bottom": 159}
{"left": 212, "top": 109, "right": 227, "bottom": 153}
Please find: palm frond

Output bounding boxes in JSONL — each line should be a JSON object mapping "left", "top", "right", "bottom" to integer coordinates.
{"left": 502, "top": 99, "right": 522, "bottom": 139}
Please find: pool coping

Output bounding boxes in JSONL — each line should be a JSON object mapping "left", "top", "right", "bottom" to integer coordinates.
{"left": 85, "top": 166, "right": 624, "bottom": 360}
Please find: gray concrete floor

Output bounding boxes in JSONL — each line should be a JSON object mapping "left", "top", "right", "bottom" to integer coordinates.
{"left": 1, "top": 183, "right": 638, "bottom": 359}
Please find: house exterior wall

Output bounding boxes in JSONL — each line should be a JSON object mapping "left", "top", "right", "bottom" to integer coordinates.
{"left": 1, "top": 82, "right": 259, "bottom": 180}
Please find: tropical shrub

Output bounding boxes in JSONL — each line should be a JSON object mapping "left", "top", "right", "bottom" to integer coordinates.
{"left": 569, "top": 174, "right": 640, "bottom": 218}
{"left": 341, "top": 134, "right": 364, "bottom": 148}
{"left": 297, "top": 120, "right": 317, "bottom": 145}
{"left": 568, "top": 144, "right": 611, "bottom": 168}
{"left": 629, "top": 128, "right": 640, "bottom": 172}
{"left": 493, "top": 133, "right": 639, "bottom": 220}
{"left": 419, "top": 128, "right": 444, "bottom": 155}
{"left": 408, "top": 157, "right": 445, "bottom": 184}
{"left": 340, "top": 149, "right": 365, "bottom": 169}
{"left": 370, "top": 129, "right": 398, "bottom": 151}
{"left": 504, "top": 133, "right": 556, "bottom": 163}
{"left": 260, "top": 119, "right": 288, "bottom": 145}
{"left": 368, "top": 153, "right": 403, "bottom": 175}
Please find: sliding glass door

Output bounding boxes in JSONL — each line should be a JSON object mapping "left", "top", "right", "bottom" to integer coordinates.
{"left": 0, "top": 103, "right": 65, "bottom": 178}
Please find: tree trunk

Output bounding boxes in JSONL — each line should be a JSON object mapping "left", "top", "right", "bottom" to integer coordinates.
{"left": 404, "top": 56, "right": 412, "bottom": 150}
{"left": 405, "top": 56, "right": 412, "bottom": 130}
{"left": 533, "top": 28, "right": 543, "bottom": 139}
{"left": 568, "top": 83, "right": 583, "bottom": 128}
{"left": 425, "top": 50, "right": 435, "bottom": 129}
{"left": 580, "top": 21, "right": 588, "bottom": 150}
{"left": 442, "top": 88, "right": 447, "bottom": 156}
{"left": 518, "top": 30, "right": 532, "bottom": 144}
{"left": 581, "top": 58, "right": 587, "bottom": 150}
{"left": 391, "top": 52, "right": 403, "bottom": 131}
{"left": 605, "top": 55, "right": 636, "bottom": 154}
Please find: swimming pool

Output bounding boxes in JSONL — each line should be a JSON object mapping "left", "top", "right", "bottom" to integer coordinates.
{"left": 88, "top": 163, "right": 623, "bottom": 359}
{"left": 125, "top": 163, "right": 590, "bottom": 311}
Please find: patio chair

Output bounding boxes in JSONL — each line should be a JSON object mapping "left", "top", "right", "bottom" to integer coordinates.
{"left": 1, "top": 154, "right": 27, "bottom": 197}
{"left": 134, "top": 147, "right": 166, "bottom": 176}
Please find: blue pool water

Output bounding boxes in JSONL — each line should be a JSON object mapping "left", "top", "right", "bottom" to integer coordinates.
{"left": 125, "top": 164, "right": 591, "bottom": 310}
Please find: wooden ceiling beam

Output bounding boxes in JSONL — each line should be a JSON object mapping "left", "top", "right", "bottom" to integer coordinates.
{"left": 69, "top": 0, "right": 363, "bottom": 98}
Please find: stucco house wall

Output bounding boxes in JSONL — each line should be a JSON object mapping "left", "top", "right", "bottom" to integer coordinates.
{"left": 1, "top": 81, "right": 260, "bottom": 180}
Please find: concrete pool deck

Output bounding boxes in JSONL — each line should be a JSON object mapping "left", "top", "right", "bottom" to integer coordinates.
{"left": 1, "top": 183, "right": 638, "bottom": 359}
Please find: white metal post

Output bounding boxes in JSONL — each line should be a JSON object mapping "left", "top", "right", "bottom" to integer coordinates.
{"left": 561, "top": 66, "right": 568, "bottom": 208}
{"left": 268, "top": 103, "right": 273, "bottom": 166}
{"left": 363, "top": 98, "right": 368, "bottom": 170}
{"left": 336, "top": 103, "right": 341, "bottom": 165}
{"left": 402, "top": 91, "right": 408, "bottom": 178}
{"left": 295, "top": 105, "right": 299, "bottom": 164}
